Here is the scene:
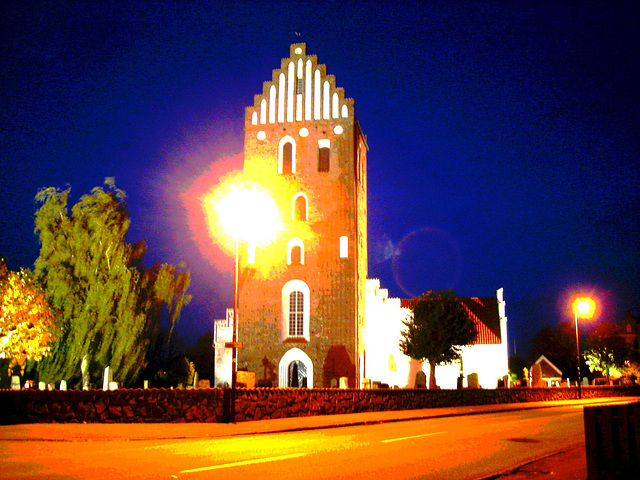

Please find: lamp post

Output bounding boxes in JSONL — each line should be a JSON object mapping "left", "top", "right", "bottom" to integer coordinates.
{"left": 573, "top": 297, "right": 594, "bottom": 399}
{"left": 213, "top": 184, "right": 281, "bottom": 422}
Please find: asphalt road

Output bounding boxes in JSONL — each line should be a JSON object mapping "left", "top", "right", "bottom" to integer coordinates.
{"left": 1, "top": 404, "right": 591, "bottom": 479}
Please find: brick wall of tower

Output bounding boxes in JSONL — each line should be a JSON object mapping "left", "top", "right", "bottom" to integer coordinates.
{"left": 236, "top": 44, "right": 365, "bottom": 388}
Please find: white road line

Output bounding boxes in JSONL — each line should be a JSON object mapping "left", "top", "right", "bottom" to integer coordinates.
{"left": 178, "top": 452, "right": 308, "bottom": 474}
{"left": 381, "top": 431, "right": 446, "bottom": 444}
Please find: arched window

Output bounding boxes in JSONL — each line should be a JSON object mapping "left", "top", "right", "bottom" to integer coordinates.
{"left": 318, "top": 139, "right": 330, "bottom": 172}
{"left": 293, "top": 193, "right": 307, "bottom": 220}
{"left": 340, "top": 236, "right": 348, "bottom": 258}
{"left": 279, "top": 136, "right": 296, "bottom": 174}
{"left": 287, "top": 237, "right": 304, "bottom": 265}
{"left": 282, "top": 280, "right": 310, "bottom": 341}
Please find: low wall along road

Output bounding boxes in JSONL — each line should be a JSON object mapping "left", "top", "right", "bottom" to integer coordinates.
{"left": 1, "top": 385, "right": 639, "bottom": 424}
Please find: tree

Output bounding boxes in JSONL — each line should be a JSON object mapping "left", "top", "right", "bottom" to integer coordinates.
{"left": 531, "top": 321, "right": 578, "bottom": 380}
{"left": 0, "top": 259, "right": 57, "bottom": 375}
{"left": 583, "top": 321, "right": 628, "bottom": 383}
{"left": 399, "top": 290, "right": 476, "bottom": 389}
{"left": 33, "top": 179, "right": 192, "bottom": 387}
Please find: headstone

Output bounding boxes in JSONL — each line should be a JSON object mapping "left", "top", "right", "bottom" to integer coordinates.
{"left": 503, "top": 375, "right": 510, "bottom": 388}
{"left": 522, "top": 367, "right": 529, "bottom": 387}
{"left": 582, "top": 377, "right": 589, "bottom": 386}
{"left": 192, "top": 371, "right": 199, "bottom": 388}
{"left": 38, "top": 381, "right": 46, "bottom": 390}
{"left": 108, "top": 381, "right": 118, "bottom": 390}
{"left": 10, "top": 376, "right": 21, "bottom": 390}
{"left": 456, "top": 373, "right": 464, "bottom": 389}
{"left": 339, "top": 376, "right": 349, "bottom": 389}
{"left": 362, "top": 378, "right": 371, "bottom": 389}
{"left": 415, "top": 371, "right": 427, "bottom": 388}
{"left": 330, "top": 378, "right": 338, "bottom": 388}
{"left": 143, "top": 380, "right": 149, "bottom": 389}
{"left": 531, "top": 363, "right": 545, "bottom": 387}
{"left": 81, "top": 354, "right": 89, "bottom": 390}
{"left": 467, "top": 373, "right": 480, "bottom": 389}
{"left": 102, "top": 366, "right": 111, "bottom": 390}
{"left": 197, "top": 379, "right": 211, "bottom": 389}
{"left": 59, "top": 380, "right": 67, "bottom": 391}
{"left": 237, "top": 371, "right": 256, "bottom": 388}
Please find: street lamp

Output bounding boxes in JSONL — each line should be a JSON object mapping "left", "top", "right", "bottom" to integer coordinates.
{"left": 572, "top": 296, "right": 595, "bottom": 399}
{"left": 213, "top": 184, "right": 281, "bottom": 421}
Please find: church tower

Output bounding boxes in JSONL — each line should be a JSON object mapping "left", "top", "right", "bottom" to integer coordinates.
{"left": 237, "top": 43, "right": 368, "bottom": 388}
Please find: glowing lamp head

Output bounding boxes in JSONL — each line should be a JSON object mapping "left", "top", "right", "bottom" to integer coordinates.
{"left": 573, "top": 296, "right": 596, "bottom": 319}
{"left": 215, "top": 185, "right": 281, "bottom": 244}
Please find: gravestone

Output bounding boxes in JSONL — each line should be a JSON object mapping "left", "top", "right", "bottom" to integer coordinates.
{"left": 415, "top": 371, "right": 427, "bottom": 388}
{"left": 102, "top": 366, "right": 112, "bottom": 390}
{"left": 467, "top": 373, "right": 480, "bottom": 389}
{"left": 197, "top": 379, "right": 211, "bottom": 388}
{"left": 10, "top": 376, "right": 21, "bottom": 390}
{"left": 81, "top": 354, "right": 89, "bottom": 390}
{"left": 339, "top": 376, "right": 349, "bottom": 389}
{"left": 362, "top": 378, "right": 371, "bottom": 389}
{"left": 531, "top": 363, "right": 545, "bottom": 387}
{"left": 237, "top": 371, "right": 256, "bottom": 388}
{"left": 59, "top": 380, "right": 67, "bottom": 391}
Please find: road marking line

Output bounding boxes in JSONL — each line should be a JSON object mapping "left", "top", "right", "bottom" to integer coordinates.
{"left": 381, "top": 431, "right": 446, "bottom": 444}
{"left": 179, "top": 452, "right": 308, "bottom": 474}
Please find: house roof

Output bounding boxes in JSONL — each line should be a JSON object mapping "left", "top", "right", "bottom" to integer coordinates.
{"left": 533, "top": 355, "right": 563, "bottom": 377}
{"left": 400, "top": 296, "right": 502, "bottom": 345}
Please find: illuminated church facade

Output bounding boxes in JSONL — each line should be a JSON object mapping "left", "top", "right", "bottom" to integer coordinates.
{"left": 214, "top": 43, "right": 508, "bottom": 389}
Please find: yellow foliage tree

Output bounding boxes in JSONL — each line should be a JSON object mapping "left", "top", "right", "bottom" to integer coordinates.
{"left": 0, "top": 260, "right": 57, "bottom": 375}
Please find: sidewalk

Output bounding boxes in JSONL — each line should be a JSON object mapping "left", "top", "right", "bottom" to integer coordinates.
{"left": 1, "top": 397, "right": 635, "bottom": 478}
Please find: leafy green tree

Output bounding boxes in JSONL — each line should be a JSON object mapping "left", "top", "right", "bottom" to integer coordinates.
{"left": 508, "top": 354, "right": 527, "bottom": 384}
{"left": 33, "top": 179, "right": 191, "bottom": 387}
{"left": 0, "top": 259, "right": 57, "bottom": 374}
{"left": 399, "top": 290, "right": 476, "bottom": 389}
{"left": 583, "top": 321, "right": 628, "bottom": 384}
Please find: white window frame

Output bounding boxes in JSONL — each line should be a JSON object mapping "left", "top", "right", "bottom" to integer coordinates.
{"left": 340, "top": 236, "right": 348, "bottom": 258}
{"left": 278, "top": 136, "right": 297, "bottom": 174}
{"left": 281, "top": 280, "right": 310, "bottom": 341}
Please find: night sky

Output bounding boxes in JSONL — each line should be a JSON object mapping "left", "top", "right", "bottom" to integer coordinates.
{"left": 2, "top": 1, "right": 639, "bottom": 360}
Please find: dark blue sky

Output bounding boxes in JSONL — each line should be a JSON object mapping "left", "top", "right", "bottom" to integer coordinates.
{"left": 2, "top": 1, "right": 638, "bottom": 360}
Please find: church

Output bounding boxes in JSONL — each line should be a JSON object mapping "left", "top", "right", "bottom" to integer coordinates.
{"left": 214, "top": 43, "right": 508, "bottom": 389}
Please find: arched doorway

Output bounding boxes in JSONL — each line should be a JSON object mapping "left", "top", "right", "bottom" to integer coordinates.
{"left": 278, "top": 348, "right": 313, "bottom": 388}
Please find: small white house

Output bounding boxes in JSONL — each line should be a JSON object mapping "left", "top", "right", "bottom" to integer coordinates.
{"left": 364, "top": 280, "right": 509, "bottom": 389}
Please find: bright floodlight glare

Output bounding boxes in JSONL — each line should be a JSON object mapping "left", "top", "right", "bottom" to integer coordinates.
{"left": 216, "top": 185, "right": 281, "bottom": 244}
{"left": 573, "top": 296, "right": 596, "bottom": 319}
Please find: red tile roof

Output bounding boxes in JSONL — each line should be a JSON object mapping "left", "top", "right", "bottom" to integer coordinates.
{"left": 400, "top": 296, "right": 502, "bottom": 345}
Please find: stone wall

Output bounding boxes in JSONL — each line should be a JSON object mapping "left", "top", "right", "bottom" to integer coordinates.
{"left": 0, "top": 388, "right": 226, "bottom": 425}
{"left": 1, "top": 386, "right": 639, "bottom": 425}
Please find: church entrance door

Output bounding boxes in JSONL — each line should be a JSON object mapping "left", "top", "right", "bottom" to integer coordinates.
{"left": 288, "top": 360, "right": 307, "bottom": 387}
